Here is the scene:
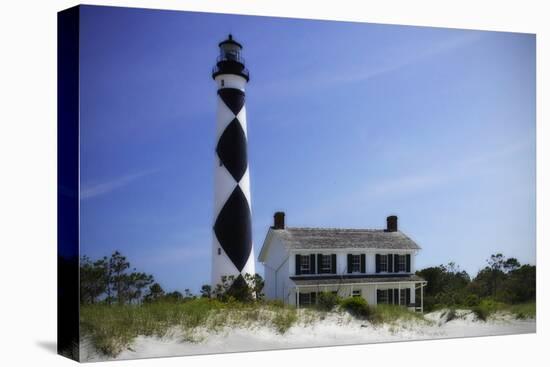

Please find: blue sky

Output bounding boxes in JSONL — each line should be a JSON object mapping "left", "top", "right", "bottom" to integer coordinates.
{"left": 79, "top": 5, "right": 536, "bottom": 293}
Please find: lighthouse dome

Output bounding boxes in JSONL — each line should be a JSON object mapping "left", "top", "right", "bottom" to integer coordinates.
{"left": 212, "top": 34, "right": 250, "bottom": 81}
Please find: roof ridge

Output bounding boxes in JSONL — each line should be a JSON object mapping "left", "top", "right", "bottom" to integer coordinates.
{"left": 285, "top": 227, "right": 389, "bottom": 232}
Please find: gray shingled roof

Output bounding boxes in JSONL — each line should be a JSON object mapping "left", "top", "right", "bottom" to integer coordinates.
{"left": 273, "top": 227, "right": 421, "bottom": 250}
{"left": 291, "top": 274, "right": 425, "bottom": 286}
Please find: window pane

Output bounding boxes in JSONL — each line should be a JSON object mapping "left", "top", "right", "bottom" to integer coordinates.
{"left": 321, "top": 255, "right": 331, "bottom": 273}
{"left": 351, "top": 255, "right": 361, "bottom": 272}
{"left": 300, "top": 255, "right": 310, "bottom": 274}
{"left": 378, "top": 289, "right": 388, "bottom": 304}
{"left": 380, "top": 255, "right": 387, "bottom": 272}
{"left": 398, "top": 255, "right": 406, "bottom": 272}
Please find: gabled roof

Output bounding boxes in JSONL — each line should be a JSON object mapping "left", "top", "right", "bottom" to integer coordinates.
{"left": 273, "top": 227, "right": 421, "bottom": 251}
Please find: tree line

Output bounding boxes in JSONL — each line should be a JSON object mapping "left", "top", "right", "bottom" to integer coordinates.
{"left": 80, "top": 251, "right": 264, "bottom": 305}
{"left": 81, "top": 251, "right": 534, "bottom": 308}
{"left": 81, "top": 251, "right": 181, "bottom": 305}
{"left": 416, "top": 253, "right": 535, "bottom": 311}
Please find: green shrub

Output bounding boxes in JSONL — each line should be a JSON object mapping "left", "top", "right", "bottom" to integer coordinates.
{"left": 422, "top": 295, "right": 437, "bottom": 312}
{"left": 339, "top": 297, "right": 371, "bottom": 319}
{"left": 464, "top": 294, "right": 480, "bottom": 307}
{"left": 479, "top": 298, "right": 506, "bottom": 312}
{"left": 472, "top": 305, "right": 488, "bottom": 321}
{"left": 316, "top": 292, "right": 341, "bottom": 312}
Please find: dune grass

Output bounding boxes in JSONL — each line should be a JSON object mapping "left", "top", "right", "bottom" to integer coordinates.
{"left": 426, "top": 299, "right": 536, "bottom": 321}
{"left": 368, "top": 304, "right": 427, "bottom": 324}
{"left": 80, "top": 299, "right": 298, "bottom": 357}
{"left": 81, "top": 298, "right": 423, "bottom": 357}
{"left": 471, "top": 300, "right": 536, "bottom": 320}
{"left": 80, "top": 298, "right": 423, "bottom": 357}
{"left": 81, "top": 297, "right": 535, "bottom": 357}
{"left": 506, "top": 302, "right": 536, "bottom": 319}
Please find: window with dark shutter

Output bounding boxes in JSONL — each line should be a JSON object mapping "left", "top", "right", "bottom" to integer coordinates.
{"left": 320, "top": 254, "right": 332, "bottom": 274}
{"left": 388, "top": 254, "right": 393, "bottom": 273}
{"left": 375, "top": 254, "right": 380, "bottom": 273}
{"left": 360, "top": 254, "right": 366, "bottom": 273}
{"left": 379, "top": 255, "right": 388, "bottom": 272}
{"left": 317, "top": 254, "right": 322, "bottom": 274}
{"left": 350, "top": 255, "right": 361, "bottom": 273}
{"left": 397, "top": 255, "right": 406, "bottom": 272}
{"left": 331, "top": 254, "right": 337, "bottom": 274}
{"left": 300, "top": 254, "right": 310, "bottom": 274}
{"left": 406, "top": 254, "right": 411, "bottom": 273}
{"left": 347, "top": 254, "right": 352, "bottom": 274}
{"left": 295, "top": 254, "right": 301, "bottom": 275}
{"left": 310, "top": 254, "right": 316, "bottom": 274}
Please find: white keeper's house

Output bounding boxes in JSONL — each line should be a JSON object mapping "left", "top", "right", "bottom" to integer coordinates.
{"left": 258, "top": 212, "right": 427, "bottom": 311}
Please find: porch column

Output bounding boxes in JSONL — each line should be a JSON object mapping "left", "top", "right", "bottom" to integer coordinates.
{"left": 422, "top": 283, "right": 425, "bottom": 313}
{"left": 398, "top": 283, "right": 401, "bottom": 306}
{"left": 297, "top": 287, "right": 300, "bottom": 309}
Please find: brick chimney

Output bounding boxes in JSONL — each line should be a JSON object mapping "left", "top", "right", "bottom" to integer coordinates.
{"left": 273, "top": 211, "right": 285, "bottom": 229}
{"left": 386, "top": 215, "right": 398, "bottom": 232}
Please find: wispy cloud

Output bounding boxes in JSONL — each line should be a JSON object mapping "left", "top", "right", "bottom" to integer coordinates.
{"left": 257, "top": 33, "right": 484, "bottom": 99}
{"left": 81, "top": 169, "right": 158, "bottom": 200}
{"left": 298, "top": 137, "right": 532, "bottom": 221}
{"left": 328, "top": 32, "right": 483, "bottom": 85}
{"left": 370, "top": 138, "right": 531, "bottom": 197}
{"left": 365, "top": 138, "right": 531, "bottom": 198}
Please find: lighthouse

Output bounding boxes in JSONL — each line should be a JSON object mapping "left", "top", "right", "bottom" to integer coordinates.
{"left": 211, "top": 35, "right": 255, "bottom": 288}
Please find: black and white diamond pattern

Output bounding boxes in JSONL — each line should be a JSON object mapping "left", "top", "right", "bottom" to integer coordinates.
{"left": 216, "top": 118, "right": 248, "bottom": 182}
{"left": 213, "top": 88, "right": 252, "bottom": 273}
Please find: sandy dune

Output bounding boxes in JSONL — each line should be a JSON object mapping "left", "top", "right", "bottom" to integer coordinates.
{"left": 81, "top": 309, "right": 535, "bottom": 362}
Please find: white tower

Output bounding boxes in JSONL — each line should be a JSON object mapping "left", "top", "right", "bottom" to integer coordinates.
{"left": 211, "top": 35, "right": 255, "bottom": 288}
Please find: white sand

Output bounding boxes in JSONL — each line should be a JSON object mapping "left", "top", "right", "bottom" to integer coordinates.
{"left": 81, "top": 309, "right": 535, "bottom": 362}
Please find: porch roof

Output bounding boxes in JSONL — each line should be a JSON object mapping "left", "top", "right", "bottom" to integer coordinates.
{"left": 290, "top": 274, "right": 425, "bottom": 286}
